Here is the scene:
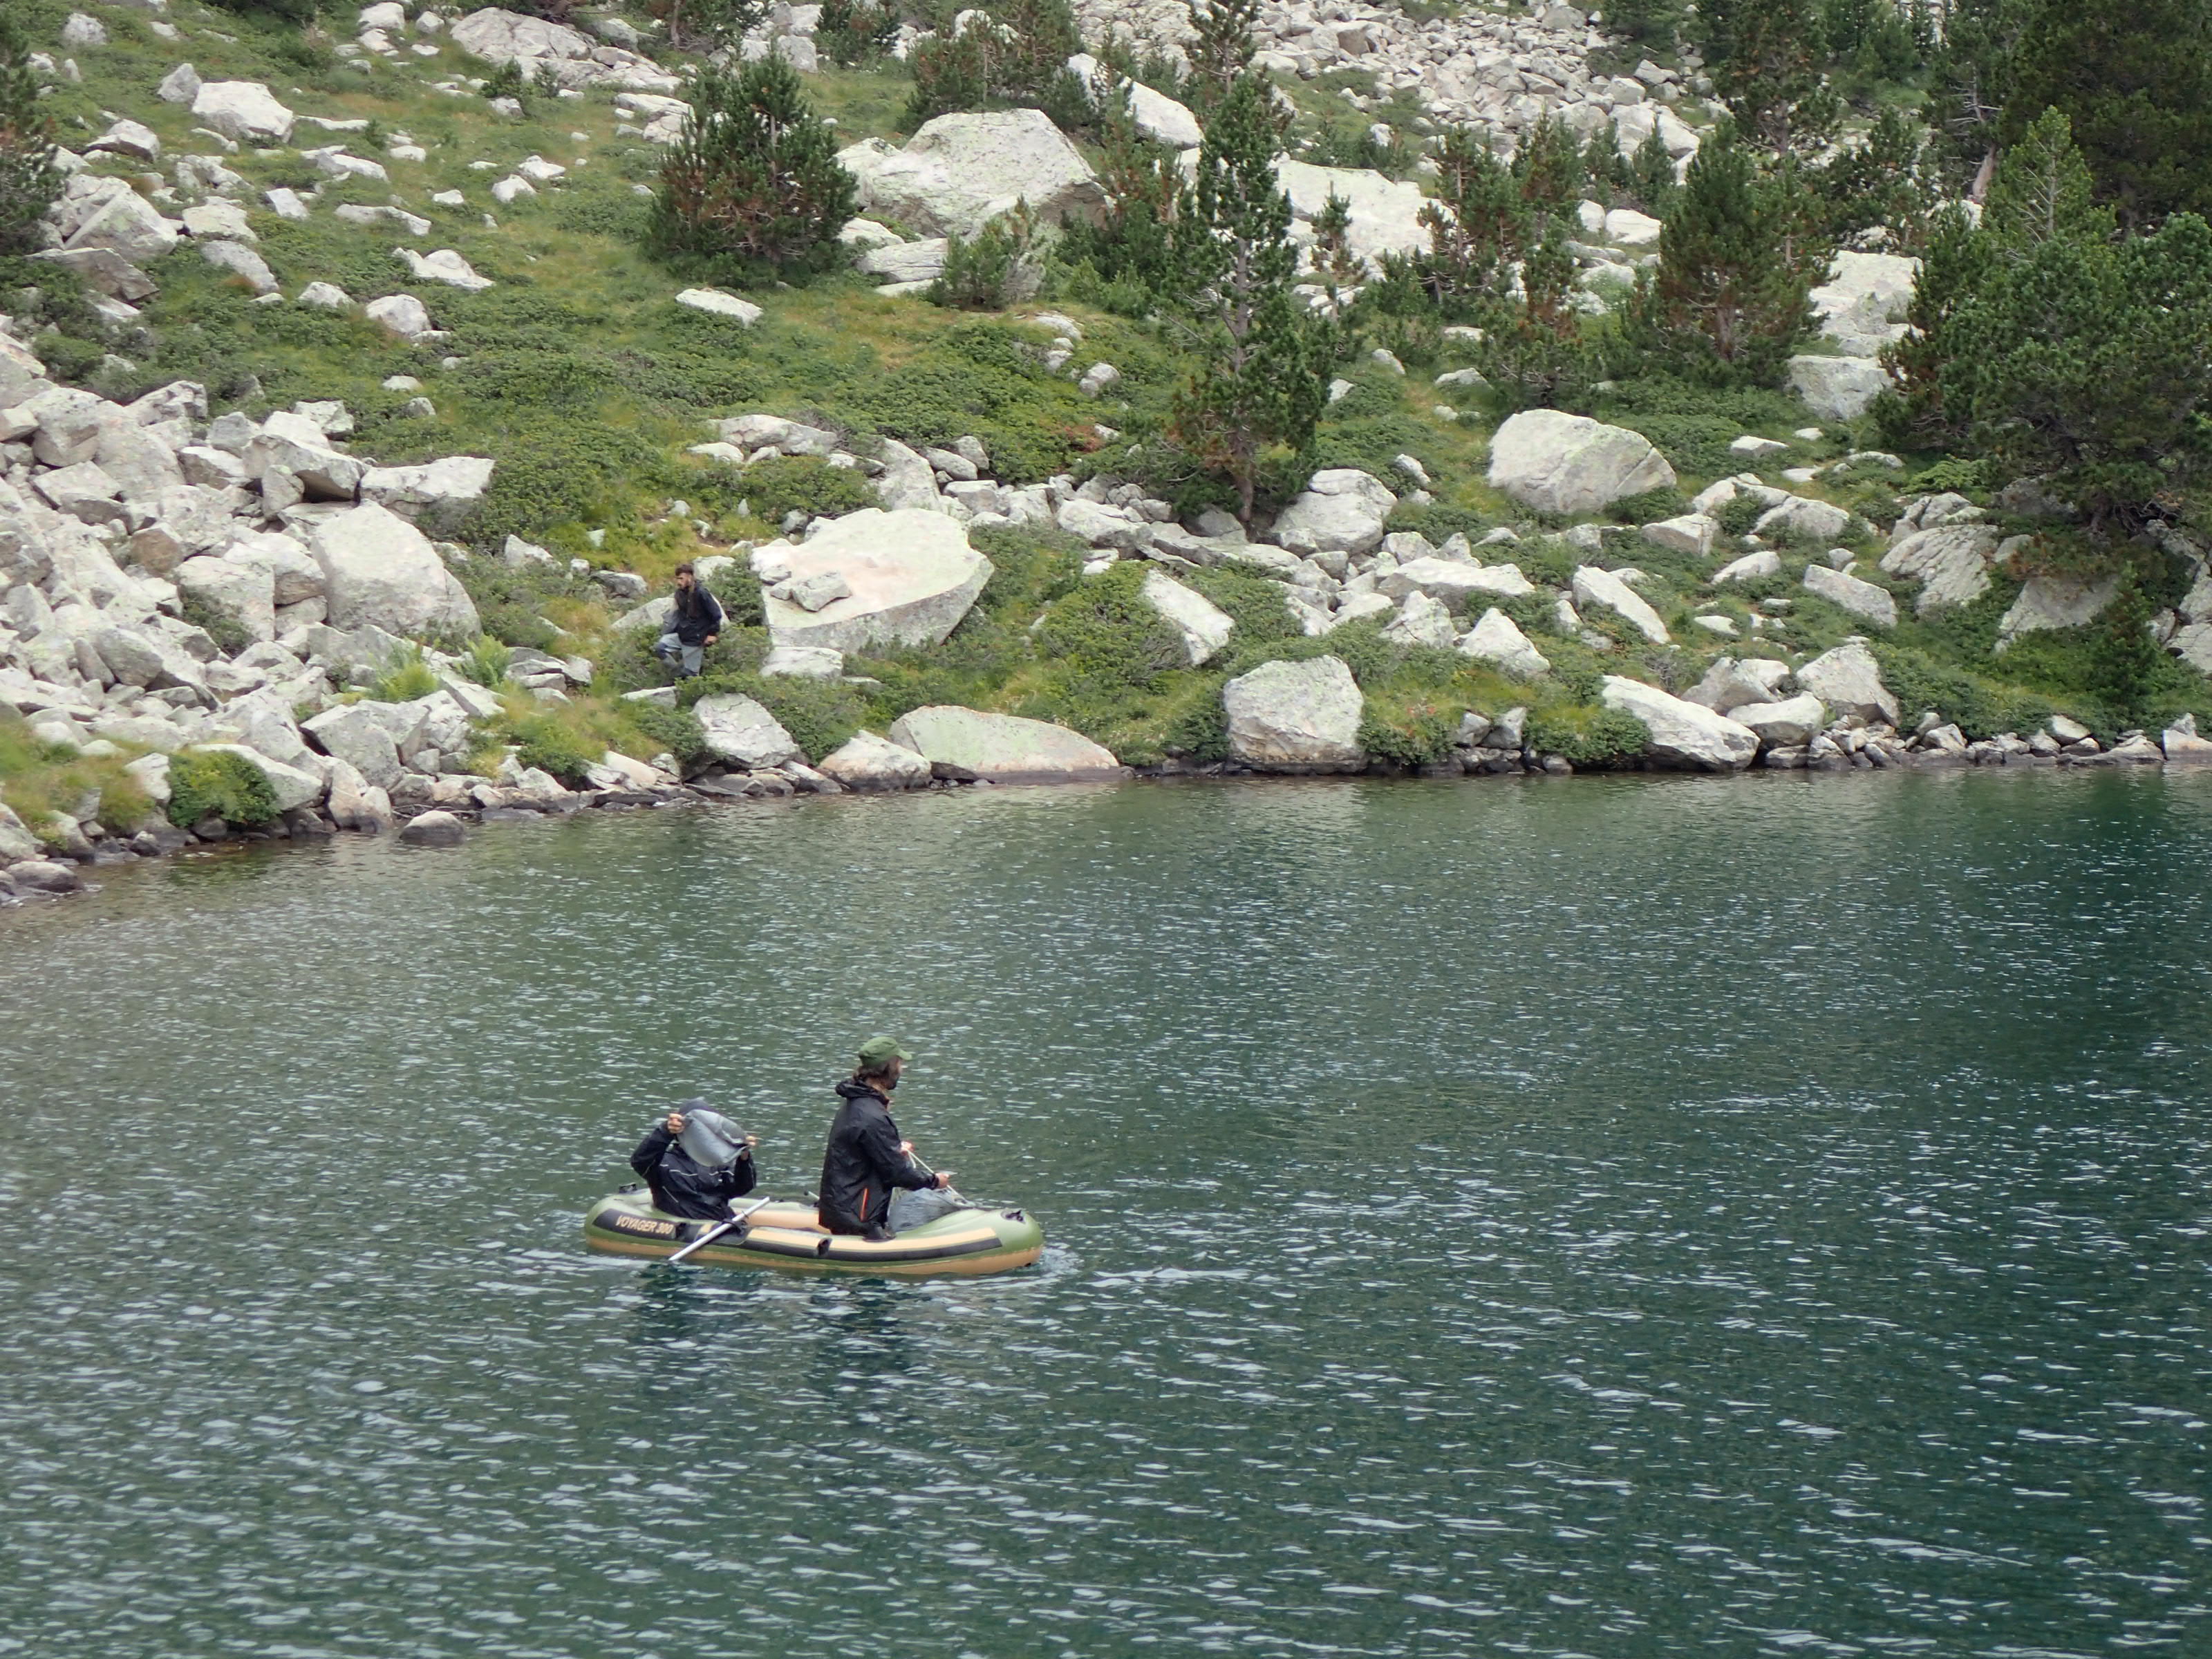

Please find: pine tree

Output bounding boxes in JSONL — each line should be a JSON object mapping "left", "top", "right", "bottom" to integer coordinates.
{"left": 1933, "top": 0, "right": 2034, "bottom": 197}
{"left": 1166, "top": 71, "right": 1329, "bottom": 526}
{"left": 649, "top": 54, "right": 856, "bottom": 276}
{"left": 1875, "top": 203, "right": 1991, "bottom": 448}
{"left": 1816, "top": 106, "right": 1937, "bottom": 248}
{"left": 650, "top": 0, "right": 767, "bottom": 53}
{"left": 0, "top": 14, "right": 60, "bottom": 257}
{"left": 1628, "top": 124, "right": 1826, "bottom": 384}
{"left": 1416, "top": 127, "right": 1523, "bottom": 319}
{"left": 1693, "top": 0, "right": 1842, "bottom": 157}
{"left": 903, "top": 0, "right": 1087, "bottom": 128}
{"left": 2006, "top": 0, "right": 2212, "bottom": 227}
{"left": 1936, "top": 119, "right": 2212, "bottom": 529}
{"left": 1185, "top": 0, "right": 1262, "bottom": 119}
{"left": 1511, "top": 114, "right": 1583, "bottom": 216}
{"left": 1980, "top": 107, "right": 2113, "bottom": 251}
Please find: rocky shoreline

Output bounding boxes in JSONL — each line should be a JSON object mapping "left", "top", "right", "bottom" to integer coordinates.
{"left": 8, "top": 696, "right": 2206, "bottom": 910}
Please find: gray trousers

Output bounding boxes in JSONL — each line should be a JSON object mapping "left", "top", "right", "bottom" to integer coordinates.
{"left": 654, "top": 632, "right": 703, "bottom": 677}
{"left": 887, "top": 1187, "right": 964, "bottom": 1234}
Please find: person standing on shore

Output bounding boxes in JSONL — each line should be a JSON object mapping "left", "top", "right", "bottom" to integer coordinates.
{"left": 816, "top": 1038, "right": 953, "bottom": 1240}
{"left": 653, "top": 561, "right": 722, "bottom": 681}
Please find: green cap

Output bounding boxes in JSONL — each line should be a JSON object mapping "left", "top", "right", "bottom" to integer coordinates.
{"left": 857, "top": 1035, "right": 912, "bottom": 1067}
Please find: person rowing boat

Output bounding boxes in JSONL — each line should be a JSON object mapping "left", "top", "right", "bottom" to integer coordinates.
{"left": 816, "top": 1037, "right": 954, "bottom": 1241}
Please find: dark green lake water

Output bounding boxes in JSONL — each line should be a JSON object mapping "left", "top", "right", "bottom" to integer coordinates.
{"left": 2, "top": 770, "right": 2207, "bottom": 1658}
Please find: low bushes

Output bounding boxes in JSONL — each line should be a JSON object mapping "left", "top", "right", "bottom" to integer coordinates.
{"left": 167, "top": 749, "right": 279, "bottom": 829}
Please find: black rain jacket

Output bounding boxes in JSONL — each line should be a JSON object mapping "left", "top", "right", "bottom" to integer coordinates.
{"left": 670, "top": 583, "right": 724, "bottom": 646}
{"left": 630, "top": 1121, "right": 757, "bottom": 1221}
{"left": 816, "top": 1078, "right": 932, "bottom": 1237}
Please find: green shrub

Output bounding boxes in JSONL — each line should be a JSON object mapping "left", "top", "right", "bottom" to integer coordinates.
{"left": 372, "top": 646, "right": 440, "bottom": 702}
{"left": 458, "top": 637, "right": 514, "bottom": 688}
{"left": 478, "top": 604, "right": 561, "bottom": 651}
{"left": 167, "top": 749, "right": 280, "bottom": 829}
{"left": 1607, "top": 486, "right": 1689, "bottom": 525}
{"left": 624, "top": 702, "right": 710, "bottom": 767}
{"left": 178, "top": 592, "right": 253, "bottom": 657}
{"left": 1385, "top": 503, "right": 1494, "bottom": 544}
{"left": 1182, "top": 567, "right": 1304, "bottom": 648}
{"left": 1160, "top": 682, "right": 1230, "bottom": 761}
{"left": 1908, "top": 456, "right": 1996, "bottom": 496}
{"left": 1035, "top": 561, "right": 1187, "bottom": 694}
{"left": 724, "top": 454, "right": 874, "bottom": 525}
{"left": 1525, "top": 704, "right": 1651, "bottom": 765}
{"left": 1872, "top": 644, "right": 2063, "bottom": 738}
{"left": 1716, "top": 494, "right": 1764, "bottom": 538}
{"left": 930, "top": 205, "right": 1043, "bottom": 310}
{"left": 511, "top": 713, "right": 600, "bottom": 787}
{"left": 1358, "top": 700, "right": 1459, "bottom": 767}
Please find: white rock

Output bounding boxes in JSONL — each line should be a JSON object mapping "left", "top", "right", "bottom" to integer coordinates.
{"left": 395, "top": 247, "right": 493, "bottom": 290}
{"left": 1378, "top": 558, "right": 1533, "bottom": 608}
{"left": 158, "top": 63, "right": 202, "bottom": 104}
{"left": 1754, "top": 494, "right": 1852, "bottom": 543}
{"left": 1996, "top": 574, "right": 2119, "bottom": 649}
{"left": 1802, "top": 562, "right": 1897, "bottom": 628}
{"left": 760, "top": 508, "right": 991, "bottom": 653}
{"left": 1683, "top": 655, "right": 1792, "bottom": 713}
{"left": 1879, "top": 522, "right": 2000, "bottom": 615}
{"left": 1456, "top": 607, "right": 1550, "bottom": 677}
{"left": 675, "top": 288, "right": 762, "bottom": 324}
{"left": 838, "top": 110, "right": 1107, "bottom": 241}
{"left": 759, "top": 645, "right": 845, "bottom": 679}
{"left": 1221, "top": 655, "right": 1365, "bottom": 773}
{"left": 1640, "top": 514, "right": 1716, "bottom": 558}
{"left": 693, "top": 693, "right": 802, "bottom": 768}
{"left": 1603, "top": 207, "right": 1662, "bottom": 246}
{"left": 365, "top": 294, "right": 435, "bottom": 339}
{"left": 1067, "top": 53, "right": 1203, "bottom": 148}
{"left": 1273, "top": 159, "right": 1430, "bottom": 265}
{"left": 200, "top": 238, "right": 278, "bottom": 295}
{"left": 1712, "top": 548, "right": 1781, "bottom": 585}
{"left": 1795, "top": 639, "right": 1899, "bottom": 725}
{"left": 1788, "top": 355, "right": 1892, "bottom": 422}
{"left": 359, "top": 456, "right": 496, "bottom": 534}
{"left": 818, "top": 729, "right": 932, "bottom": 791}
{"left": 308, "top": 503, "right": 482, "bottom": 637}
{"left": 1141, "top": 568, "right": 1235, "bottom": 666}
{"left": 297, "top": 281, "right": 353, "bottom": 310}
{"left": 1600, "top": 676, "right": 1758, "bottom": 771}
{"left": 1271, "top": 468, "right": 1397, "bottom": 559}
{"left": 1729, "top": 693, "right": 1828, "bottom": 748}
{"left": 192, "top": 744, "right": 325, "bottom": 812}
{"left": 1488, "top": 409, "right": 1675, "bottom": 514}
{"left": 885, "top": 706, "right": 1123, "bottom": 782}
{"left": 1382, "top": 590, "right": 1456, "bottom": 650}
{"left": 191, "top": 81, "right": 297, "bottom": 143}
{"left": 1572, "top": 565, "right": 1669, "bottom": 644}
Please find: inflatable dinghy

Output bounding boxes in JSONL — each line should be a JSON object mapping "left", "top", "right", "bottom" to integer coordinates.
{"left": 583, "top": 1192, "right": 1044, "bottom": 1277}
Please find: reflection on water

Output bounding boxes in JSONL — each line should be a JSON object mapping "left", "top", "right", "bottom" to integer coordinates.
{"left": 2, "top": 769, "right": 2209, "bottom": 1657}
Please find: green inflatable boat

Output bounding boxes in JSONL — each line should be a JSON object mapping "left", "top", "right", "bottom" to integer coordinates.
{"left": 583, "top": 1192, "right": 1045, "bottom": 1277}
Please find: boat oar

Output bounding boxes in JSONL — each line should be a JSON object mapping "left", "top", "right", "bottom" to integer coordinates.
{"left": 907, "top": 1151, "right": 978, "bottom": 1210}
{"left": 668, "top": 1194, "right": 774, "bottom": 1264}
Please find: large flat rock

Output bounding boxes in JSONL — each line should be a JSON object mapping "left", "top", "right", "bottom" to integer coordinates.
{"left": 885, "top": 706, "right": 1125, "bottom": 783}
{"left": 762, "top": 509, "right": 992, "bottom": 653}
{"left": 1222, "top": 655, "right": 1365, "bottom": 773}
{"left": 1488, "top": 410, "right": 1675, "bottom": 515}
{"left": 838, "top": 111, "right": 1107, "bottom": 241}
{"left": 1600, "top": 676, "right": 1759, "bottom": 771}
{"left": 307, "top": 503, "right": 480, "bottom": 639}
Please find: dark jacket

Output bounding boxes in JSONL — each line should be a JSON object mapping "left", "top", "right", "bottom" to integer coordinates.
{"left": 630, "top": 1122, "right": 756, "bottom": 1221}
{"left": 817, "top": 1078, "right": 932, "bottom": 1237}
{"left": 670, "top": 582, "right": 724, "bottom": 646}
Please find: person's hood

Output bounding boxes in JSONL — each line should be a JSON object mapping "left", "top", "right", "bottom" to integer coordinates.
{"left": 836, "top": 1078, "right": 889, "bottom": 1105}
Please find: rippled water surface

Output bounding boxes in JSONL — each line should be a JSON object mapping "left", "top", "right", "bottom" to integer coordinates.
{"left": 3, "top": 770, "right": 2209, "bottom": 1658}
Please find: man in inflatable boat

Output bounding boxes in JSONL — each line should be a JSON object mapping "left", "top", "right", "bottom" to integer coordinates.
{"left": 630, "top": 1100, "right": 758, "bottom": 1220}
{"left": 818, "top": 1036, "right": 957, "bottom": 1241}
